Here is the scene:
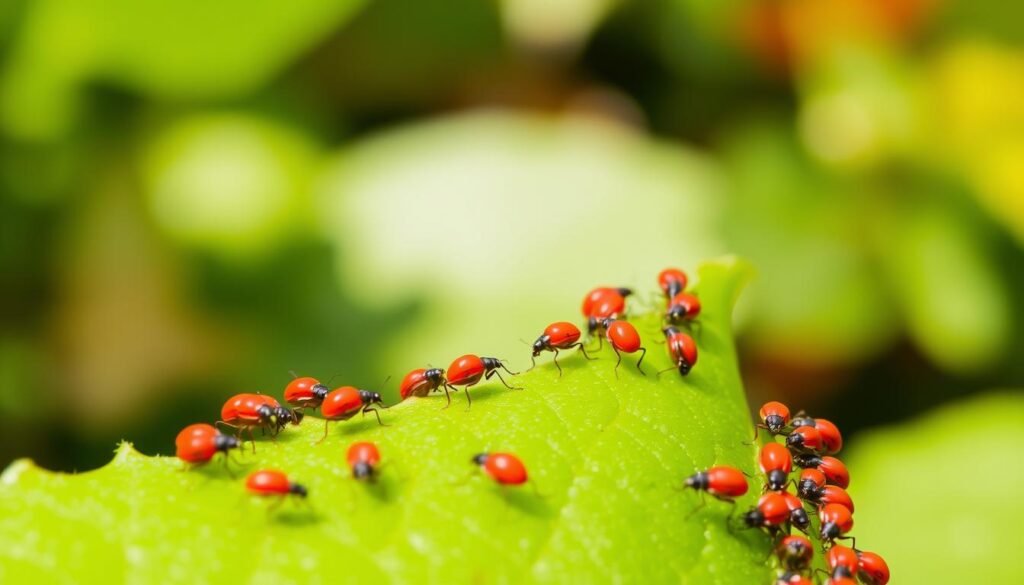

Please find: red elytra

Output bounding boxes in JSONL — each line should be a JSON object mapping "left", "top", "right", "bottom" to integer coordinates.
{"left": 684, "top": 465, "right": 749, "bottom": 499}
{"left": 399, "top": 367, "right": 452, "bottom": 405}
{"left": 786, "top": 425, "right": 824, "bottom": 453}
{"left": 819, "top": 503, "right": 854, "bottom": 541}
{"left": 814, "top": 418, "right": 843, "bottom": 454}
{"left": 759, "top": 442, "right": 793, "bottom": 491}
{"left": 284, "top": 376, "right": 330, "bottom": 409}
{"left": 666, "top": 292, "right": 701, "bottom": 323}
{"left": 818, "top": 485, "right": 855, "bottom": 513}
{"left": 220, "top": 393, "right": 278, "bottom": 425}
{"left": 531, "top": 321, "right": 593, "bottom": 376}
{"left": 246, "top": 469, "right": 307, "bottom": 498}
{"left": 658, "top": 268, "right": 688, "bottom": 298}
{"left": 827, "top": 544, "right": 859, "bottom": 578}
{"left": 581, "top": 287, "right": 629, "bottom": 318}
{"left": 744, "top": 492, "right": 790, "bottom": 527}
{"left": 473, "top": 452, "right": 528, "bottom": 485}
{"left": 175, "top": 423, "right": 239, "bottom": 464}
{"left": 662, "top": 326, "right": 697, "bottom": 375}
{"left": 857, "top": 551, "right": 890, "bottom": 585}
{"left": 347, "top": 441, "right": 382, "bottom": 481}
{"left": 776, "top": 534, "right": 813, "bottom": 571}
{"left": 604, "top": 319, "right": 647, "bottom": 376}
{"left": 759, "top": 401, "right": 791, "bottom": 435}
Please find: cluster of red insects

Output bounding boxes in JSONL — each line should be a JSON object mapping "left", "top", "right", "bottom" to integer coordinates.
{"left": 172, "top": 267, "right": 885, "bottom": 583}
{"left": 683, "top": 401, "right": 890, "bottom": 585}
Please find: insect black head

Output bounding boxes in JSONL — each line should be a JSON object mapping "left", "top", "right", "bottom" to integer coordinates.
{"left": 666, "top": 281, "right": 682, "bottom": 298}
{"left": 782, "top": 539, "right": 810, "bottom": 569}
{"left": 820, "top": 522, "right": 840, "bottom": 541}
{"left": 425, "top": 368, "right": 445, "bottom": 384}
{"left": 359, "top": 390, "right": 383, "bottom": 405}
{"left": 666, "top": 306, "right": 684, "bottom": 323}
{"left": 352, "top": 461, "right": 375, "bottom": 481}
{"left": 786, "top": 433, "right": 805, "bottom": 450}
{"left": 587, "top": 317, "right": 600, "bottom": 335}
{"left": 481, "top": 357, "right": 502, "bottom": 371}
{"left": 790, "top": 508, "right": 810, "bottom": 531}
{"left": 471, "top": 453, "right": 488, "bottom": 466}
{"left": 797, "top": 479, "right": 822, "bottom": 500}
{"left": 791, "top": 416, "right": 815, "bottom": 428}
{"left": 765, "top": 414, "right": 785, "bottom": 434}
{"left": 742, "top": 509, "right": 764, "bottom": 528}
{"left": 833, "top": 566, "right": 853, "bottom": 579}
{"left": 662, "top": 325, "right": 680, "bottom": 337}
{"left": 257, "top": 404, "right": 275, "bottom": 424}
{"left": 289, "top": 483, "right": 308, "bottom": 498}
{"left": 677, "top": 361, "right": 692, "bottom": 376}
{"left": 767, "top": 470, "right": 788, "bottom": 491}
{"left": 532, "top": 335, "right": 548, "bottom": 357}
{"left": 616, "top": 287, "right": 633, "bottom": 298}
{"left": 793, "top": 454, "right": 822, "bottom": 469}
{"left": 214, "top": 434, "right": 240, "bottom": 452}
{"left": 683, "top": 471, "right": 708, "bottom": 490}
{"left": 312, "top": 383, "right": 330, "bottom": 400}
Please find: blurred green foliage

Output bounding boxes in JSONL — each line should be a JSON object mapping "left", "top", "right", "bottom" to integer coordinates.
{"left": 0, "top": 1, "right": 1021, "bottom": 565}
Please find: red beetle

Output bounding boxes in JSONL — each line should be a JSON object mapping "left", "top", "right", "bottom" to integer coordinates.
{"left": 661, "top": 326, "right": 697, "bottom": 376}
{"left": 530, "top": 321, "right": 594, "bottom": 376}
{"left": 175, "top": 423, "right": 240, "bottom": 466}
{"left": 827, "top": 545, "right": 859, "bottom": 579}
{"left": 245, "top": 469, "right": 308, "bottom": 506}
{"left": 793, "top": 454, "right": 850, "bottom": 489}
{"left": 683, "top": 466, "right": 749, "bottom": 501}
{"left": 757, "top": 401, "right": 792, "bottom": 436}
{"left": 819, "top": 503, "right": 854, "bottom": 543}
{"left": 219, "top": 393, "right": 303, "bottom": 450}
{"left": 284, "top": 376, "right": 330, "bottom": 410}
{"left": 781, "top": 491, "right": 810, "bottom": 531}
{"left": 602, "top": 319, "right": 646, "bottom": 377}
{"left": 472, "top": 452, "right": 528, "bottom": 486}
{"left": 759, "top": 443, "right": 793, "bottom": 491}
{"left": 446, "top": 354, "right": 519, "bottom": 407}
{"left": 786, "top": 425, "right": 824, "bottom": 453}
{"left": 581, "top": 287, "right": 631, "bottom": 318}
{"left": 665, "top": 292, "right": 701, "bottom": 324}
{"left": 776, "top": 574, "right": 814, "bottom": 585}
{"left": 318, "top": 386, "right": 386, "bottom": 443}
{"left": 856, "top": 550, "right": 890, "bottom": 585}
{"left": 658, "top": 268, "right": 688, "bottom": 299}
{"left": 742, "top": 492, "right": 791, "bottom": 529}
{"left": 347, "top": 441, "right": 382, "bottom": 482}
{"left": 776, "top": 535, "right": 813, "bottom": 571}
{"left": 399, "top": 367, "right": 453, "bottom": 407}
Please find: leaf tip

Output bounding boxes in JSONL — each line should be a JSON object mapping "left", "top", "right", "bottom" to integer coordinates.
{"left": 112, "top": 440, "right": 145, "bottom": 465}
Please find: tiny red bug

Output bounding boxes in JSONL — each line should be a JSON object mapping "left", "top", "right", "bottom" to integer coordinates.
{"left": 786, "top": 425, "right": 824, "bottom": 453}
{"left": 446, "top": 354, "right": 519, "bottom": 407}
{"left": 683, "top": 466, "right": 749, "bottom": 501}
{"left": 245, "top": 469, "right": 308, "bottom": 509}
{"left": 602, "top": 319, "right": 647, "bottom": 377}
{"left": 284, "top": 376, "right": 330, "bottom": 410}
{"left": 530, "top": 321, "right": 594, "bottom": 376}
{"left": 797, "top": 468, "right": 827, "bottom": 500}
{"left": 741, "top": 492, "right": 790, "bottom": 529}
{"left": 175, "top": 423, "right": 240, "bottom": 466}
{"left": 781, "top": 491, "right": 810, "bottom": 532}
{"left": 318, "top": 386, "right": 386, "bottom": 442}
{"left": 776, "top": 535, "right": 813, "bottom": 572}
{"left": 793, "top": 454, "right": 850, "bottom": 489}
{"left": 665, "top": 292, "right": 701, "bottom": 324}
{"left": 472, "top": 452, "right": 528, "bottom": 486}
{"left": 219, "top": 393, "right": 303, "bottom": 451}
{"left": 658, "top": 268, "right": 688, "bottom": 299}
{"left": 756, "top": 401, "right": 791, "bottom": 438}
{"left": 819, "top": 503, "right": 854, "bottom": 544}
{"left": 581, "top": 287, "right": 631, "bottom": 318}
{"left": 661, "top": 326, "right": 697, "bottom": 375}
{"left": 856, "top": 550, "right": 890, "bottom": 585}
{"left": 827, "top": 544, "right": 859, "bottom": 579}
{"left": 759, "top": 442, "right": 793, "bottom": 491}
{"left": 347, "top": 441, "right": 382, "bottom": 482}
{"left": 775, "top": 574, "right": 814, "bottom": 585}
{"left": 399, "top": 367, "right": 453, "bottom": 407}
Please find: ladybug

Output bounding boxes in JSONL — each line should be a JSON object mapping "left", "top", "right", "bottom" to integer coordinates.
{"left": 658, "top": 268, "right": 688, "bottom": 299}
{"left": 602, "top": 319, "right": 647, "bottom": 377}
{"left": 856, "top": 550, "right": 890, "bottom": 585}
{"left": 683, "top": 466, "right": 749, "bottom": 501}
{"left": 819, "top": 503, "right": 854, "bottom": 544}
{"left": 665, "top": 292, "right": 701, "bottom": 324}
{"left": 781, "top": 491, "right": 810, "bottom": 532}
{"left": 741, "top": 492, "right": 790, "bottom": 530}
{"left": 245, "top": 469, "right": 308, "bottom": 506}
{"left": 530, "top": 321, "right": 594, "bottom": 376}
{"left": 759, "top": 442, "right": 793, "bottom": 491}
{"left": 220, "top": 393, "right": 303, "bottom": 450}
{"left": 472, "top": 452, "right": 528, "bottom": 486}
{"left": 776, "top": 534, "right": 813, "bottom": 571}
{"left": 793, "top": 454, "right": 850, "bottom": 489}
{"left": 175, "top": 423, "right": 240, "bottom": 466}
{"left": 581, "top": 287, "right": 631, "bottom": 318}
{"left": 797, "top": 468, "right": 827, "bottom": 500}
{"left": 661, "top": 326, "right": 697, "bottom": 375}
{"left": 347, "top": 441, "right": 382, "bottom": 482}
{"left": 786, "top": 425, "right": 824, "bottom": 454}
{"left": 318, "top": 386, "right": 386, "bottom": 443}
{"left": 826, "top": 544, "right": 859, "bottom": 579}
{"left": 755, "top": 401, "right": 791, "bottom": 440}
{"left": 284, "top": 376, "right": 330, "bottom": 410}
{"left": 775, "top": 574, "right": 814, "bottom": 585}
{"left": 790, "top": 416, "right": 843, "bottom": 454}
{"left": 399, "top": 367, "right": 454, "bottom": 407}
{"left": 446, "top": 354, "right": 519, "bottom": 407}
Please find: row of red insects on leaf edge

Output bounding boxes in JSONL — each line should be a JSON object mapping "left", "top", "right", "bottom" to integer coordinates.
{"left": 172, "top": 267, "right": 886, "bottom": 584}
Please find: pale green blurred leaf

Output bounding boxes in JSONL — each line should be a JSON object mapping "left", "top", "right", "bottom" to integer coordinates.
{"left": 0, "top": 259, "right": 774, "bottom": 583}
{"left": 846, "top": 392, "right": 1024, "bottom": 584}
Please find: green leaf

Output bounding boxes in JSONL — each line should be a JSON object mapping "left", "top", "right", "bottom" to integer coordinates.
{"left": 844, "top": 392, "right": 1024, "bottom": 584}
{"left": 0, "top": 258, "right": 773, "bottom": 583}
